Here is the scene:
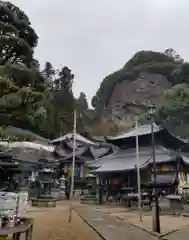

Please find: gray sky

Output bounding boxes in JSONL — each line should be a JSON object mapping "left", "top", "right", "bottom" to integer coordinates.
{"left": 13, "top": 0, "right": 189, "bottom": 104}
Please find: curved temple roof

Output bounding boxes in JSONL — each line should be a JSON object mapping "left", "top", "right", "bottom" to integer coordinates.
{"left": 105, "top": 124, "right": 189, "bottom": 151}
{"left": 106, "top": 124, "right": 161, "bottom": 141}
{"left": 50, "top": 133, "right": 97, "bottom": 146}
{"left": 91, "top": 145, "right": 189, "bottom": 173}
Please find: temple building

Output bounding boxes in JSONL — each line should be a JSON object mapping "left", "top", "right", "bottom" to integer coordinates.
{"left": 91, "top": 124, "right": 189, "bottom": 192}
{"left": 52, "top": 133, "right": 113, "bottom": 181}
{"left": 0, "top": 142, "right": 58, "bottom": 190}
{"left": 0, "top": 133, "right": 113, "bottom": 188}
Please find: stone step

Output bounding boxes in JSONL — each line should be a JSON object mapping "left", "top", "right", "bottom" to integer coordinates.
{"left": 80, "top": 198, "right": 98, "bottom": 204}
{"left": 84, "top": 195, "right": 98, "bottom": 200}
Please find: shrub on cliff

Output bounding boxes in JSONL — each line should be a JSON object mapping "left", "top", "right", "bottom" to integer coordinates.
{"left": 156, "top": 83, "right": 189, "bottom": 137}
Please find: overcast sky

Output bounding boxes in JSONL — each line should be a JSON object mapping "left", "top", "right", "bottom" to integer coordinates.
{"left": 12, "top": 0, "right": 189, "bottom": 104}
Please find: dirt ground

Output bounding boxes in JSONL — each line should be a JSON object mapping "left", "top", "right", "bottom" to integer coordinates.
{"left": 26, "top": 202, "right": 101, "bottom": 240}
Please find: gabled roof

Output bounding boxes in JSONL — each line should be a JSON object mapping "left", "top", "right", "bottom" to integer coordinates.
{"left": 50, "top": 133, "right": 97, "bottom": 146}
{"left": 105, "top": 124, "right": 189, "bottom": 151}
{"left": 58, "top": 146, "right": 95, "bottom": 162}
{"left": 90, "top": 146, "right": 113, "bottom": 159}
{"left": 55, "top": 141, "right": 113, "bottom": 161}
{"left": 106, "top": 124, "right": 161, "bottom": 141}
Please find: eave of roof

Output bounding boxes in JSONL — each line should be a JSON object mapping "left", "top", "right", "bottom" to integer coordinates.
{"left": 50, "top": 133, "right": 97, "bottom": 146}
{"left": 105, "top": 124, "right": 161, "bottom": 141}
{"left": 91, "top": 145, "right": 179, "bottom": 173}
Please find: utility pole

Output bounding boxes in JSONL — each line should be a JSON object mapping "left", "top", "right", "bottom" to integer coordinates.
{"left": 68, "top": 109, "right": 77, "bottom": 223}
{"left": 135, "top": 119, "right": 142, "bottom": 222}
{"left": 147, "top": 103, "right": 160, "bottom": 233}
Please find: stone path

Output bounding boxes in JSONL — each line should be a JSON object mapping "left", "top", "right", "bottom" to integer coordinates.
{"left": 26, "top": 202, "right": 101, "bottom": 240}
{"left": 74, "top": 206, "right": 158, "bottom": 240}
{"left": 163, "top": 227, "right": 189, "bottom": 240}
{"left": 110, "top": 211, "right": 189, "bottom": 236}
{"left": 75, "top": 205, "right": 189, "bottom": 240}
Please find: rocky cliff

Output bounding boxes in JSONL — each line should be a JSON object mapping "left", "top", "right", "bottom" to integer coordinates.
{"left": 107, "top": 71, "right": 171, "bottom": 127}
{"left": 91, "top": 50, "right": 185, "bottom": 135}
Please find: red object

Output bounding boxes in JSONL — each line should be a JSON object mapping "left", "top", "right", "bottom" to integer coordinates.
{"left": 112, "top": 179, "right": 118, "bottom": 185}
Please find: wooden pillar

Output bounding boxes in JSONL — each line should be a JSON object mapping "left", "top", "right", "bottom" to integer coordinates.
{"left": 29, "top": 225, "right": 33, "bottom": 240}
{"left": 64, "top": 164, "right": 68, "bottom": 174}
{"left": 128, "top": 173, "right": 130, "bottom": 187}
{"left": 13, "top": 232, "right": 20, "bottom": 240}
{"left": 96, "top": 174, "right": 99, "bottom": 185}
{"left": 25, "top": 229, "right": 30, "bottom": 240}
{"left": 12, "top": 234, "right": 16, "bottom": 240}
{"left": 80, "top": 164, "right": 84, "bottom": 178}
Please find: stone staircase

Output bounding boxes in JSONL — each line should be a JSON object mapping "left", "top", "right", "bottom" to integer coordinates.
{"left": 80, "top": 194, "right": 99, "bottom": 204}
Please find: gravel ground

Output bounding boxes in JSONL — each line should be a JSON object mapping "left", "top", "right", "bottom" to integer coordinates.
{"left": 26, "top": 203, "right": 101, "bottom": 240}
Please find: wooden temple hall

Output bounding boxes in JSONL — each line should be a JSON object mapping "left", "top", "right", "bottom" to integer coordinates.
{"left": 90, "top": 124, "right": 189, "bottom": 193}
{"left": 0, "top": 134, "right": 113, "bottom": 190}
{"left": 50, "top": 133, "right": 113, "bottom": 182}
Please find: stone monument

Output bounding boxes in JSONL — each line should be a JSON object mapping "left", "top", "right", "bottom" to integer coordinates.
{"left": 59, "top": 175, "right": 66, "bottom": 200}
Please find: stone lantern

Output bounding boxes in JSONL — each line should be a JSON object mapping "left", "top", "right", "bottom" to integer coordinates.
{"left": 31, "top": 168, "right": 56, "bottom": 207}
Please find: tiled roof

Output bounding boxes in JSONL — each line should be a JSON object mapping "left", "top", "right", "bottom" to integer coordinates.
{"left": 91, "top": 145, "right": 178, "bottom": 173}
{"left": 11, "top": 148, "right": 58, "bottom": 163}
{"left": 106, "top": 124, "right": 161, "bottom": 141}
{"left": 50, "top": 133, "right": 97, "bottom": 146}
{"left": 0, "top": 126, "right": 49, "bottom": 143}
{"left": 90, "top": 146, "right": 113, "bottom": 159}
